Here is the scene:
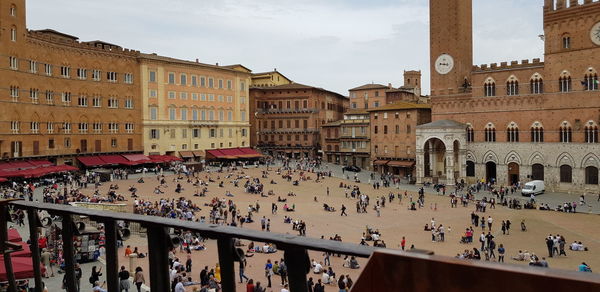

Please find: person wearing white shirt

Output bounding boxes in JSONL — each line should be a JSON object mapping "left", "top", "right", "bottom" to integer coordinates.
{"left": 313, "top": 262, "right": 323, "bottom": 274}
{"left": 174, "top": 277, "right": 186, "bottom": 292}
{"left": 321, "top": 271, "right": 330, "bottom": 284}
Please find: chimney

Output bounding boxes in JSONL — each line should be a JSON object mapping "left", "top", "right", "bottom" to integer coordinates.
{"left": 195, "top": 58, "right": 199, "bottom": 63}
{"left": 216, "top": 62, "right": 219, "bottom": 66}
{"left": 388, "top": 83, "right": 392, "bottom": 89}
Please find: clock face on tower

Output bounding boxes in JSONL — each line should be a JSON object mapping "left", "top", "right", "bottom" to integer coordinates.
{"left": 591, "top": 22, "right": 600, "bottom": 46}
{"left": 435, "top": 54, "right": 454, "bottom": 75}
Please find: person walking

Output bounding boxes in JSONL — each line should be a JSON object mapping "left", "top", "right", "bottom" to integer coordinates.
{"left": 265, "top": 259, "right": 273, "bottom": 288}
{"left": 90, "top": 266, "right": 102, "bottom": 288}
{"left": 340, "top": 204, "right": 347, "bottom": 216}
{"left": 118, "top": 265, "right": 130, "bottom": 292}
{"left": 239, "top": 258, "right": 249, "bottom": 283}
{"left": 74, "top": 263, "right": 82, "bottom": 292}
{"left": 40, "top": 248, "right": 53, "bottom": 278}
{"left": 134, "top": 267, "right": 145, "bottom": 292}
{"left": 401, "top": 237, "right": 406, "bottom": 251}
{"left": 279, "top": 259, "right": 288, "bottom": 286}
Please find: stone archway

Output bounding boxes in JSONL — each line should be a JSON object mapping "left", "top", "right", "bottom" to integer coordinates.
{"left": 423, "top": 138, "right": 446, "bottom": 181}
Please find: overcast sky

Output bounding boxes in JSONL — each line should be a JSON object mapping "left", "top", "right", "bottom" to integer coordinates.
{"left": 27, "top": 0, "right": 544, "bottom": 95}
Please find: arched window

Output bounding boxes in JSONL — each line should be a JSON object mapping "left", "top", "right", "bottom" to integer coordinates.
{"left": 10, "top": 27, "right": 16, "bottom": 42}
{"left": 585, "top": 121, "right": 599, "bottom": 143}
{"left": 583, "top": 68, "right": 598, "bottom": 91}
{"left": 484, "top": 78, "right": 495, "bottom": 97}
{"left": 530, "top": 73, "right": 543, "bottom": 94}
{"left": 559, "top": 71, "right": 571, "bottom": 92}
{"left": 585, "top": 166, "right": 598, "bottom": 185}
{"left": 466, "top": 125, "right": 474, "bottom": 143}
{"left": 506, "top": 122, "right": 519, "bottom": 142}
{"left": 9, "top": 4, "right": 16, "bottom": 17}
{"left": 530, "top": 122, "right": 544, "bottom": 142}
{"left": 506, "top": 76, "right": 519, "bottom": 96}
{"left": 562, "top": 36, "right": 570, "bottom": 49}
{"left": 559, "top": 165, "right": 572, "bottom": 183}
{"left": 484, "top": 123, "right": 496, "bottom": 142}
{"left": 559, "top": 121, "right": 572, "bottom": 143}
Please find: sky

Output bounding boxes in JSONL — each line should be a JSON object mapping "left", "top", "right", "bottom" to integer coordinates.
{"left": 27, "top": 0, "right": 545, "bottom": 96}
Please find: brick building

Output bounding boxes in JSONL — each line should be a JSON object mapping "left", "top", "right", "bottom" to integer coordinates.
{"left": 337, "top": 109, "right": 371, "bottom": 169}
{"left": 0, "top": 0, "right": 141, "bottom": 165}
{"left": 369, "top": 102, "right": 431, "bottom": 178}
{"left": 250, "top": 83, "right": 347, "bottom": 158}
{"left": 251, "top": 70, "right": 292, "bottom": 88}
{"left": 139, "top": 54, "right": 251, "bottom": 159}
{"left": 417, "top": 0, "right": 600, "bottom": 192}
{"left": 322, "top": 121, "right": 341, "bottom": 164}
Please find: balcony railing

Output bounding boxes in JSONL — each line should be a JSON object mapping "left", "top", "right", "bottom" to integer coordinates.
{"left": 1, "top": 200, "right": 375, "bottom": 292}
{"left": 258, "top": 128, "right": 318, "bottom": 135}
{"left": 257, "top": 108, "right": 318, "bottom": 114}
{"left": 3, "top": 200, "right": 600, "bottom": 292}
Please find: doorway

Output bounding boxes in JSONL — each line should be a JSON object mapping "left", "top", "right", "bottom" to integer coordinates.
{"left": 531, "top": 164, "right": 544, "bottom": 181}
{"left": 507, "top": 162, "right": 520, "bottom": 185}
{"left": 486, "top": 161, "right": 497, "bottom": 183}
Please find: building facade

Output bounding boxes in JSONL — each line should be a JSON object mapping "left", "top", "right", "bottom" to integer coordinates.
{"left": 369, "top": 102, "right": 431, "bottom": 178}
{"left": 321, "top": 121, "right": 341, "bottom": 164}
{"left": 338, "top": 109, "right": 371, "bottom": 169}
{"left": 0, "top": 0, "right": 142, "bottom": 165}
{"left": 250, "top": 83, "right": 347, "bottom": 158}
{"left": 417, "top": 0, "right": 600, "bottom": 192}
{"left": 139, "top": 54, "right": 251, "bottom": 158}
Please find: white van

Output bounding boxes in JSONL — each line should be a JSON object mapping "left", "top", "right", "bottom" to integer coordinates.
{"left": 522, "top": 180, "right": 545, "bottom": 196}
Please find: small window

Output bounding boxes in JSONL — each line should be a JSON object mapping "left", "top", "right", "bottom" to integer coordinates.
{"left": 562, "top": 36, "right": 570, "bottom": 49}
{"left": 10, "top": 5, "right": 16, "bottom": 17}
{"left": 149, "top": 71, "right": 156, "bottom": 82}
{"left": 10, "top": 27, "right": 16, "bottom": 42}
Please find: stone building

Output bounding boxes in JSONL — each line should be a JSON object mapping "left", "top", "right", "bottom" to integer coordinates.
{"left": 139, "top": 54, "right": 251, "bottom": 159}
{"left": 417, "top": 0, "right": 600, "bottom": 192}
{"left": 337, "top": 109, "right": 371, "bottom": 169}
{"left": 369, "top": 102, "right": 431, "bottom": 178}
{"left": 250, "top": 83, "right": 347, "bottom": 158}
{"left": 0, "top": 0, "right": 141, "bottom": 165}
{"left": 322, "top": 121, "right": 341, "bottom": 164}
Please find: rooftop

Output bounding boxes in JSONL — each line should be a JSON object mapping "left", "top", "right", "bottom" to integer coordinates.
{"left": 139, "top": 53, "right": 251, "bottom": 74}
{"left": 349, "top": 83, "right": 390, "bottom": 91}
{"left": 366, "top": 101, "right": 431, "bottom": 112}
{"left": 416, "top": 119, "right": 466, "bottom": 129}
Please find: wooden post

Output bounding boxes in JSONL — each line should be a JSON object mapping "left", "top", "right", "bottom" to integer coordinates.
{"left": 284, "top": 247, "right": 309, "bottom": 292}
{"left": 26, "top": 209, "right": 43, "bottom": 292}
{"left": 0, "top": 204, "right": 17, "bottom": 292}
{"left": 61, "top": 215, "right": 77, "bottom": 292}
{"left": 217, "top": 237, "right": 236, "bottom": 292}
{"left": 147, "top": 226, "right": 171, "bottom": 292}
{"left": 103, "top": 220, "right": 119, "bottom": 291}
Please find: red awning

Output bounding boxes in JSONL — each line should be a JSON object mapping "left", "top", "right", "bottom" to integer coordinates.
{"left": 77, "top": 156, "right": 107, "bottom": 167}
{"left": 373, "top": 160, "right": 389, "bottom": 166}
{"left": 387, "top": 161, "right": 415, "bottom": 168}
{"left": 122, "top": 154, "right": 151, "bottom": 163}
{"left": 179, "top": 151, "right": 194, "bottom": 158}
{"left": 8, "top": 228, "right": 22, "bottom": 242}
{"left": 28, "top": 160, "right": 53, "bottom": 167}
{"left": 206, "top": 149, "right": 236, "bottom": 159}
{"left": 192, "top": 151, "right": 205, "bottom": 158}
{"left": 0, "top": 256, "right": 35, "bottom": 281}
{"left": 98, "top": 155, "right": 129, "bottom": 165}
{"left": 12, "top": 242, "right": 32, "bottom": 258}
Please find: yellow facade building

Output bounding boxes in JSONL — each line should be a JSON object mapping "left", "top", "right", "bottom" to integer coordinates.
{"left": 139, "top": 54, "right": 252, "bottom": 158}
{"left": 251, "top": 70, "right": 292, "bottom": 88}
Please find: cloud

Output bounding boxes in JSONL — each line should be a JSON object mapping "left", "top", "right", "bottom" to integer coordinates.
{"left": 26, "top": 0, "right": 544, "bottom": 96}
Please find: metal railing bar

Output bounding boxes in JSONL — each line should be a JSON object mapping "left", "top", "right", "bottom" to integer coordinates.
{"left": 12, "top": 201, "right": 377, "bottom": 258}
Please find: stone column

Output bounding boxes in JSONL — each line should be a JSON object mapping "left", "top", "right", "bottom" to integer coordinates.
{"left": 429, "top": 140, "right": 436, "bottom": 177}
{"left": 416, "top": 151, "right": 424, "bottom": 184}
{"left": 445, "top": 150, "right": 455, "bottom": 185}
{"left": 459, "top": 149, "right": 467, "bottom": 181}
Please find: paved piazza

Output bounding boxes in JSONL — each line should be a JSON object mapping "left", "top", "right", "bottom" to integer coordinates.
{"left": 25, "top": 163, "right": 600, "bottom": 291}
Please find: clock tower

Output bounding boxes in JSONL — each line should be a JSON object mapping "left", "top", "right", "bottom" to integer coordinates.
{"left": 429, "top": 0, "right": 473, "bottom": 97}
